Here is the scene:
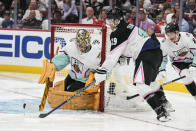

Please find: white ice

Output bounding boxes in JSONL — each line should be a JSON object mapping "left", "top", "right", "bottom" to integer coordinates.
{"left": 0, "top": 73, "right": 196, "bottom": 131}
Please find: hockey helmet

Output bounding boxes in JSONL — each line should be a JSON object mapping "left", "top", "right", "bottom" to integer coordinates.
{"left": 165, "top": 22, "right": 179, "bottom": 33}
{"left": 107, "top": 8, "right": 124, "bottom": 20}
{"left": 75, "top": 29, "right": 91, "bottom": 53}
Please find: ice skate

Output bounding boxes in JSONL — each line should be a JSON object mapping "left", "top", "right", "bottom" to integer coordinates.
{"left": 156, "top": 106, "right": 171, "bottom": 122}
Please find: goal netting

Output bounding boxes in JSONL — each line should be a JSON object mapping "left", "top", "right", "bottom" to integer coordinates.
{"left": 50, "top": 23, "right": 150, "bottom": 112}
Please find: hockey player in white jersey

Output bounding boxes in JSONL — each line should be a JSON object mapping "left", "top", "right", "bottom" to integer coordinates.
{"left": 93, "top": 8, "right": 171, "bottom": 122}
{"left": 38, "top": 29, "right": 101, "bottom": 93}
{"left": 159, "top": 22, "right": 196, "bottom": 101}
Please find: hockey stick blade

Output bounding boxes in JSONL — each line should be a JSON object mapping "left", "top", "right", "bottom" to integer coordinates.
{"left": 23, "top": 103, "right": 40, "bottom": 111}
{"left": 39, "top": 80, "right": 95, "bottom": 118}
{"left": 39, "top": 112, "right": 50, "bottom": 118}
{"left": 23, "top": 78, "right": 50, "bottom": 112}
{"left": 126, "top": 76, "right": 185, "bottom": 100}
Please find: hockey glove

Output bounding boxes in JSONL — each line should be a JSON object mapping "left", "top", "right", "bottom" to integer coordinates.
{"left": 158, "top": 70, "right": 168, "bottom": 83}
{"left": 38, "top": 59, "right": 56, "bottom": 84}
{"left": 189, "top": 64, "right": 196, "bottom": 77}
{"left": 85, "top": 72, "right": 100, "bottom": 93}
{"left": 94, "top": 67, "right": 107, "bottom": 85}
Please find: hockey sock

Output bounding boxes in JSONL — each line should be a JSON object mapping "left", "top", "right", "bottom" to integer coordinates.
{"left": 185, "top": 82, "right": 196, "bottom": 96}
{"left": 145, "top": 93, "right": 163, "bottom": 113}
{"left": 154, "top": 87, "right": 168, "bottom": 104}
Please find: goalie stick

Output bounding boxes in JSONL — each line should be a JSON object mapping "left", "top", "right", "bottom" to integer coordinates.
{"left": 126, "top": 75, "right": 186, "bottom": 100}
{"left": 23, "top": 78, "right": 50, "bottom": 111}
{"left": 23, "top": 47, "right": 60, "bottom": 111}
{"left": 39, "top": 80, "right": 96, "bottom": 118}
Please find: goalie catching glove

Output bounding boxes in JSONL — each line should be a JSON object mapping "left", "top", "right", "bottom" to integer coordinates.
{"left": 38, "top": 59, "right": 56, "bottom": 84}
{"left": 85, "top": 72, "right": 100, "bottom": 93}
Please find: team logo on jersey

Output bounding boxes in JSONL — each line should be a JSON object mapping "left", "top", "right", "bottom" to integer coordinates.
{"left": 173, "top": 47, "right": 189, "bottom": 57}
{"left": 71, "top": 57, "right": 84, "bottom": 73}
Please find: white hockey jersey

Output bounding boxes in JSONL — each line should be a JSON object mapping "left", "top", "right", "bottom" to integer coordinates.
{"left": 159, "top": 32, "right": 196, "bottom": 71}
{"left": 52, "top": 39, "right": 102, "bottom": 83}
{"left": 100, "top": 20, "right": 159, "bottom": 71}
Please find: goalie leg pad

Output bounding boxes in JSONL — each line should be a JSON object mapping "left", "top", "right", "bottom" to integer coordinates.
{"left": 47, "top": 88, "right": 100, "bottom": 110}
{"left": 53, "top": 80, "right": 65, "bottom": 91}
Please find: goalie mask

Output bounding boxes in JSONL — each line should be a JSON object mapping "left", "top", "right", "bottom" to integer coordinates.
{"left": 76, "top": 29, "right": 92, "bottom": 53}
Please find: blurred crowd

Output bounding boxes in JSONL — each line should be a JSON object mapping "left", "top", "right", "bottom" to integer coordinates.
{"left": 0, "top": 0, "right": 195, "bottom": 36}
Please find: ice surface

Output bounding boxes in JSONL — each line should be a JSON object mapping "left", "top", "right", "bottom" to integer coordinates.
{"left": 0, "top": 74, "right": 196, "bottom": 131}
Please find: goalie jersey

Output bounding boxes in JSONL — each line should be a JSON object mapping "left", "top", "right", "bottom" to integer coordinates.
{"left": 159, "top": 32, "right": 196, "bottom": 71}
{"left": 51, "top": 38, "right": 102, "bottom": 83}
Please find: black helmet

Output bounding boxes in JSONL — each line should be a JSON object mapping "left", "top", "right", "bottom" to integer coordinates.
{"left": 165, "top": 22, "right": 179, "bottom": 33}
{"left": 107, "top": 8, "right": 124, "bottom": 20}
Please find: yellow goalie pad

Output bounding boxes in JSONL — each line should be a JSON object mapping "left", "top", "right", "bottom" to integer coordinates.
{"left": 85, "top": 72, "right": 100, "bottom": 93}
{"left": 38, "top": 59, "right": 56, "bottom": 84}
{"left": 47, "top": 80, "right": 100, "bottom": 110}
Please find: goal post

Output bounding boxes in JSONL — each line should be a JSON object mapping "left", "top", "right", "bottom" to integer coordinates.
{"left": 50, "top": 23, "right": 107, "bottom": 112}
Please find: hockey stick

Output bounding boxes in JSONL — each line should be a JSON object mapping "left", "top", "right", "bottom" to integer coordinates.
{"left": 23, "top": 46, "right": 60, "bottom": 111}
{"left": 23, "top": 78, "right": 50, "bottom": 111}
{"left": 126, "top": 76, "right": 186, "bottom": 100}
{"left": 39, "top": 80, "right": 95, "bottom": 118}
{"left": 160, "top": 75, "right": 186, "bottom": 87}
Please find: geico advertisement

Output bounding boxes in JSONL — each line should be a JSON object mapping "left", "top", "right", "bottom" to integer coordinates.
{"left": 0, "top": 30, "right": 51, "bottom": 67}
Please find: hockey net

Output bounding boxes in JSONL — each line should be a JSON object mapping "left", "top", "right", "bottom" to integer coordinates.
{"left": 50, "top": 23, "right": 150, "bottom": 112}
